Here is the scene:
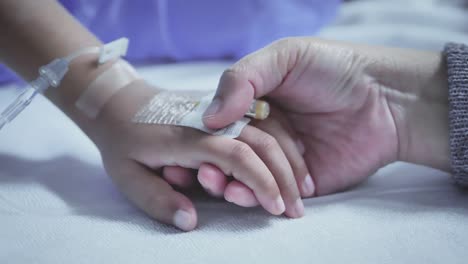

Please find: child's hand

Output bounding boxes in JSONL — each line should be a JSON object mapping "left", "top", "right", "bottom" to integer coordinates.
{"left": 89, "top": 81, "right": 306, "bottom": 231}
{"left": 165, "top": 106, "right": 313, "bottom": 214}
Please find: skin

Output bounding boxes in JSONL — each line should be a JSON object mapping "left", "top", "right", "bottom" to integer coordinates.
{"left": 0, "top": 0, "right": 308, "bottom": 231}
{"left": 0, "top": 1, "right": 451, "bottom": 231}
{"left": 202, "top": 37, "right": 451, "bottom": 201}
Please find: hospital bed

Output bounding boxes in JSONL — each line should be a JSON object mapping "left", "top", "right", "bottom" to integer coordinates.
{"left": 1, "top": 0, "right": 468, "bottom": 263}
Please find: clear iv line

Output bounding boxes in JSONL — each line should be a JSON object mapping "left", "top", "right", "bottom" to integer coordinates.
{"left": 0, "top": 47, "right": 100, "bottom": 131}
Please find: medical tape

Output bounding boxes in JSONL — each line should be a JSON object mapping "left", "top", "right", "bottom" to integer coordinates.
{"left": 132, "top": 91, "right": 251, "bottom": 138}
{"left": 0, "top": 38, "right": 129, "bottom": 130}
{"left": 75, "top": 60, "right": 141, "bottom": 118}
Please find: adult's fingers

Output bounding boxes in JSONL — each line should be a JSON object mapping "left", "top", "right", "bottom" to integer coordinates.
{"left": 253, "top": 115, "right": 315, "bottom": 198}
{"left": 203, "top": 38, "right": 301, "bottom": 129}
{"left": 108, "top": 160, "right": 197, "bottom": 231}
{"left": 237, "top": 125, "right": 304, "bottom": 218}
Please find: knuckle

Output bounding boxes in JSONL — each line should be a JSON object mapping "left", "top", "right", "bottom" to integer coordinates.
{"left": 292, "top": 163, "right": 309, "bottom": 181}
{"left": 282, "top": 178, "right": 300, "bottom": 195}
{"left": 262, "top": 177, "right": 280, "bottom": 194}
{"left": 200, "top": 137, "right": 225, "bottom": 153}
{"left": 229, "top": 142, "right": 254, "bottom": 163}
{"left": 143, "top": 194, "right": 164, "bottom": 213}
{"left": 142, "top": 187, "right": 172, "bottom": 213}
{"left": 270, "top": 166, "right": 299, "bottom": 196}
{"left": 271, "top": 37, "right": 300, "bottom": 51}
{"left": 272, "top": 37, "right": 293, "bottom": 47}
{"left": 256, "top": 134, "right": 279, "bottom": 152}
{"left": 224, "top": 55, "right": 257, "bottom": 78}
{"left": 221, "top": 67, "right": 244, "bottom": 80}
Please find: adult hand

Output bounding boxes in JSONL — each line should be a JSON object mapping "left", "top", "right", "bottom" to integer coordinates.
{"left": 203, "top": 37, "right": 450, "bottom": 196}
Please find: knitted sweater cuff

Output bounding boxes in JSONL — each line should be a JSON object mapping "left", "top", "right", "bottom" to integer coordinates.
{"left": 444, "top": 42, "right": 468, "bottom": 186}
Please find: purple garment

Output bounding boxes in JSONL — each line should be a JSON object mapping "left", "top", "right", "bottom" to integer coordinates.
{"left": 0, "top": 0, "right": 339, "bottom": 84}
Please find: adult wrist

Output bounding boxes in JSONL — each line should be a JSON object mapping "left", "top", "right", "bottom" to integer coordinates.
{"left": 386, "top": 49, "right": 450, "bottom": 171}
{"left": 359, "top": 45, "right": 450, "bottom": 171}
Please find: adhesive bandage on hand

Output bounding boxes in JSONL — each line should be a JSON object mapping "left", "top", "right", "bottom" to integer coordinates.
{"left": 132, "top": 91, "right": 270, "bottom": 138}
{"left": 75, "top": 60, "right": 141, "bottom": 118}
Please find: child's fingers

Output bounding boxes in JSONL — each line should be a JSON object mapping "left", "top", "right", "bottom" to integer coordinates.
{"left": 188, "top": 136, "right": 286, "bottom": 216}
{"left": 197, "top": 163, "right": 227, "bottom": 198}
{"left": 237, "top": 125, "right": 304, "bottom": 218}
{"left": 162, "top": 166, "right": 195, "bottom": 189}
{"left": 197, "top": 163, "right": 261, "bottom": 207}
{"left": 254, "top": 118, "right": 315, "bottom": 198}
{"left": 109, "top": 159, "right": 197, "bottom": 231}
{"left": 164, "top": 163, "right": 229, "bottom": 200}
{"left": 225, "top": 180, "right": 259, "bottom": 207}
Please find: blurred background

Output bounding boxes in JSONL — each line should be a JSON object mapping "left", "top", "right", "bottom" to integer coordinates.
{"left": 320, "top": 0, "right": 468, "bottom": 50}
{"left": 1, "top": 0, "right": 468, "bottom": 85}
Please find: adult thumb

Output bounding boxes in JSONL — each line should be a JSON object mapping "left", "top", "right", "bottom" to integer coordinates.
{"left": 203, "top": 38, "right": 300, "bottom": 129}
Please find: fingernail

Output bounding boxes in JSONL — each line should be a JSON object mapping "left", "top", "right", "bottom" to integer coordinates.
{"left": 294, "top": 198, "right": 305, "bottom": 217}
{"left": 203, "top": 97, "right": 221, "bottom": 119}
{"left": 273, "top": 196, "right": 286, "bottom": 214}
{"left": 173, "top": 210, "right": 193, "bottom": 231}
{"left": 302, "top": 174, "right": 315, "bottom": 197}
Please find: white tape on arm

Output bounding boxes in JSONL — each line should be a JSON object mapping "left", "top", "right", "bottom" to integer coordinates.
{"left": 75, "top": 60, "right": 141, "bottom": 118}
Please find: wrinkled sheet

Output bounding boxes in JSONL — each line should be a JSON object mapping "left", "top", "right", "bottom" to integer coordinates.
{"left": 1, "top": 0, "right": 468, "bottom": 263}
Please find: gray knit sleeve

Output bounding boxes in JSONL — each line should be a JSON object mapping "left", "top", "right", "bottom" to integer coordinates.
{"left": 444, "top": 43, "right": 468, "bottom": 187}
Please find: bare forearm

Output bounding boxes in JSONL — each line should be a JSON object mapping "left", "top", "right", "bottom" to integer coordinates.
{"left": 0, "top": 0, "right": 114, "bottom": 139}
{"left": 0, "top": 0, "right": 100, "bottom": 78}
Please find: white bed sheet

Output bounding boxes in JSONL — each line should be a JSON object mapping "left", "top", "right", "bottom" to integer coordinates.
{"left": 1, "top": 0, "right": 468, "bottom": 263}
